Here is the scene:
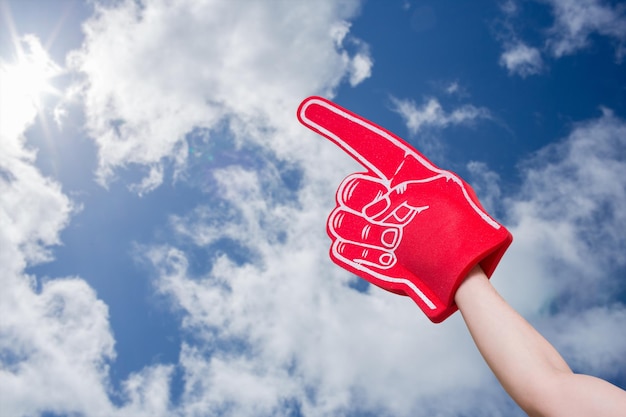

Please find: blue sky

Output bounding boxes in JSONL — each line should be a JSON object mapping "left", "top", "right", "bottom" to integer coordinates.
{"left": 1, "top": 0, "right": 625, "bottom": 416}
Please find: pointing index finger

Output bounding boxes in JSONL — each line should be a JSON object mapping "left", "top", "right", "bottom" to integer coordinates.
{"left": 297, "top": 96, "right": 440, "bottom": 180}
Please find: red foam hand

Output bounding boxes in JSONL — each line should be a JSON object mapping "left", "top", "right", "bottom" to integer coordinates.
{"left": 297, "top": 96, "right": 512, "bottom": 323}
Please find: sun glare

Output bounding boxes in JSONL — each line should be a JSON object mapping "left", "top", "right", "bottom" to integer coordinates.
{"left": 1, "top": 35, "right": 62, "bottom": 109}
{"left": 0, "top": 34, "right": 63, "bottom": 140}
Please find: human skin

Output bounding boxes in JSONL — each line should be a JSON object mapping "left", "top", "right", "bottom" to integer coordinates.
{"left": 455, "top": 266, "right": 626, "bottom": 417}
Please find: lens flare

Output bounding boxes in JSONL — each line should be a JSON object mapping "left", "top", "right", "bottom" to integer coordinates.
{"left": 0, "top": 33, "right": 63, "bottom": 144}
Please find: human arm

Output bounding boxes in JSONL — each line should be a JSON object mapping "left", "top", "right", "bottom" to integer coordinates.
{"left": 296, "top": 96, "right": 626, "bottom": 415}
{"left": 455, "top": 266, "right": 626, "bottom": 417}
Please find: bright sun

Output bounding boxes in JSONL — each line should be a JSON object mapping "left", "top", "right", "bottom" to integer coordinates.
{"left": 0, "top": 35, "right": 62, "bottom": 117}
{"left": 0, "top": 35, "right": 62, "bottom": 137}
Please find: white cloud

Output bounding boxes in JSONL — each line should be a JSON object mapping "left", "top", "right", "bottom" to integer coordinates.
{"left": 390, "top": 96, "right": 491, "bottom": 135}
{"left": 544, "top": 0, "right": 626, "bottom": 59}
{"left": 0, "top": 1, "right": 378, "bottom": 415}
{"left": 0, "top": 36, "right": 75, "bottom": 267}
{"left": 177, "top": 344, "right": 301, "bottom": 416}
{"left": 544, "top": 306, "right": 626, "bottom": 376}
{"left": 510, "top": 109, "right": 626, "bottom": 264}
{"left": 119, "top": 364, "right": 174, "bottom": 416}
{"left": 499, "top": 42, "right": 544, "bottom": 77}
{"left": 480, "top": 111, "right": 626, "bottom": 389}
{"left": 69, "top": 0, "right": 372, "bottom": 194}
{"left": 496, "top": 0, "right": 626, "bottom": 73}
{"left": 366, "top": 94, "right": 495, "bottom": 172}
{"left": 0, "top": 276, "right": 116, "bottom": 417}
{"left": 136, "top": 156, "right": 502, "bottom": 415}
{"left": 493, "top": 8, "right": 545, "bottom": 78}
{"left": 500, "top": 0, "right": 519, "bottom": 15}
{"left": 0, "top": 35, "right": 116, "bottom": 417}
{"left": 467, "top": 160, "right": 503, "bottom": 214}
{"left": 147, "top": 180, "right": 498, "bottom": 416}
{"left": 330, "top": 20, "right": 373, "bottom": 87}
{"left": 348, "top": 51, "right": 373, "bottom": 86}
{"left": 444, "top": 80, "right": 461, "bottom": 95}
{"left": 128, "top": 164, "right": 164, "bottom": 196}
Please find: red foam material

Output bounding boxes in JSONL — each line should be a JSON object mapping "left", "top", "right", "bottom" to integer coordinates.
{"left": 297, "top": 96, "right": 512, "bottom": 323}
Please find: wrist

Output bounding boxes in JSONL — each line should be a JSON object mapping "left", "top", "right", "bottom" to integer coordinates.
{"left": 455, "top": 264, "right": 490, "bottom": 307}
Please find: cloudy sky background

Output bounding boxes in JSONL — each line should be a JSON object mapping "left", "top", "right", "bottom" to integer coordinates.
{"left": 1, "top": 0, "right": 625, "bottom": 416}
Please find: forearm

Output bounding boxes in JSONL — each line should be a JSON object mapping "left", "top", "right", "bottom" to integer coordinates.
{"left": 454, "top": 266, "right": 572, "bottom": 415}
{"left": 454, "top": 266, "right": 626, "bottom": 417}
